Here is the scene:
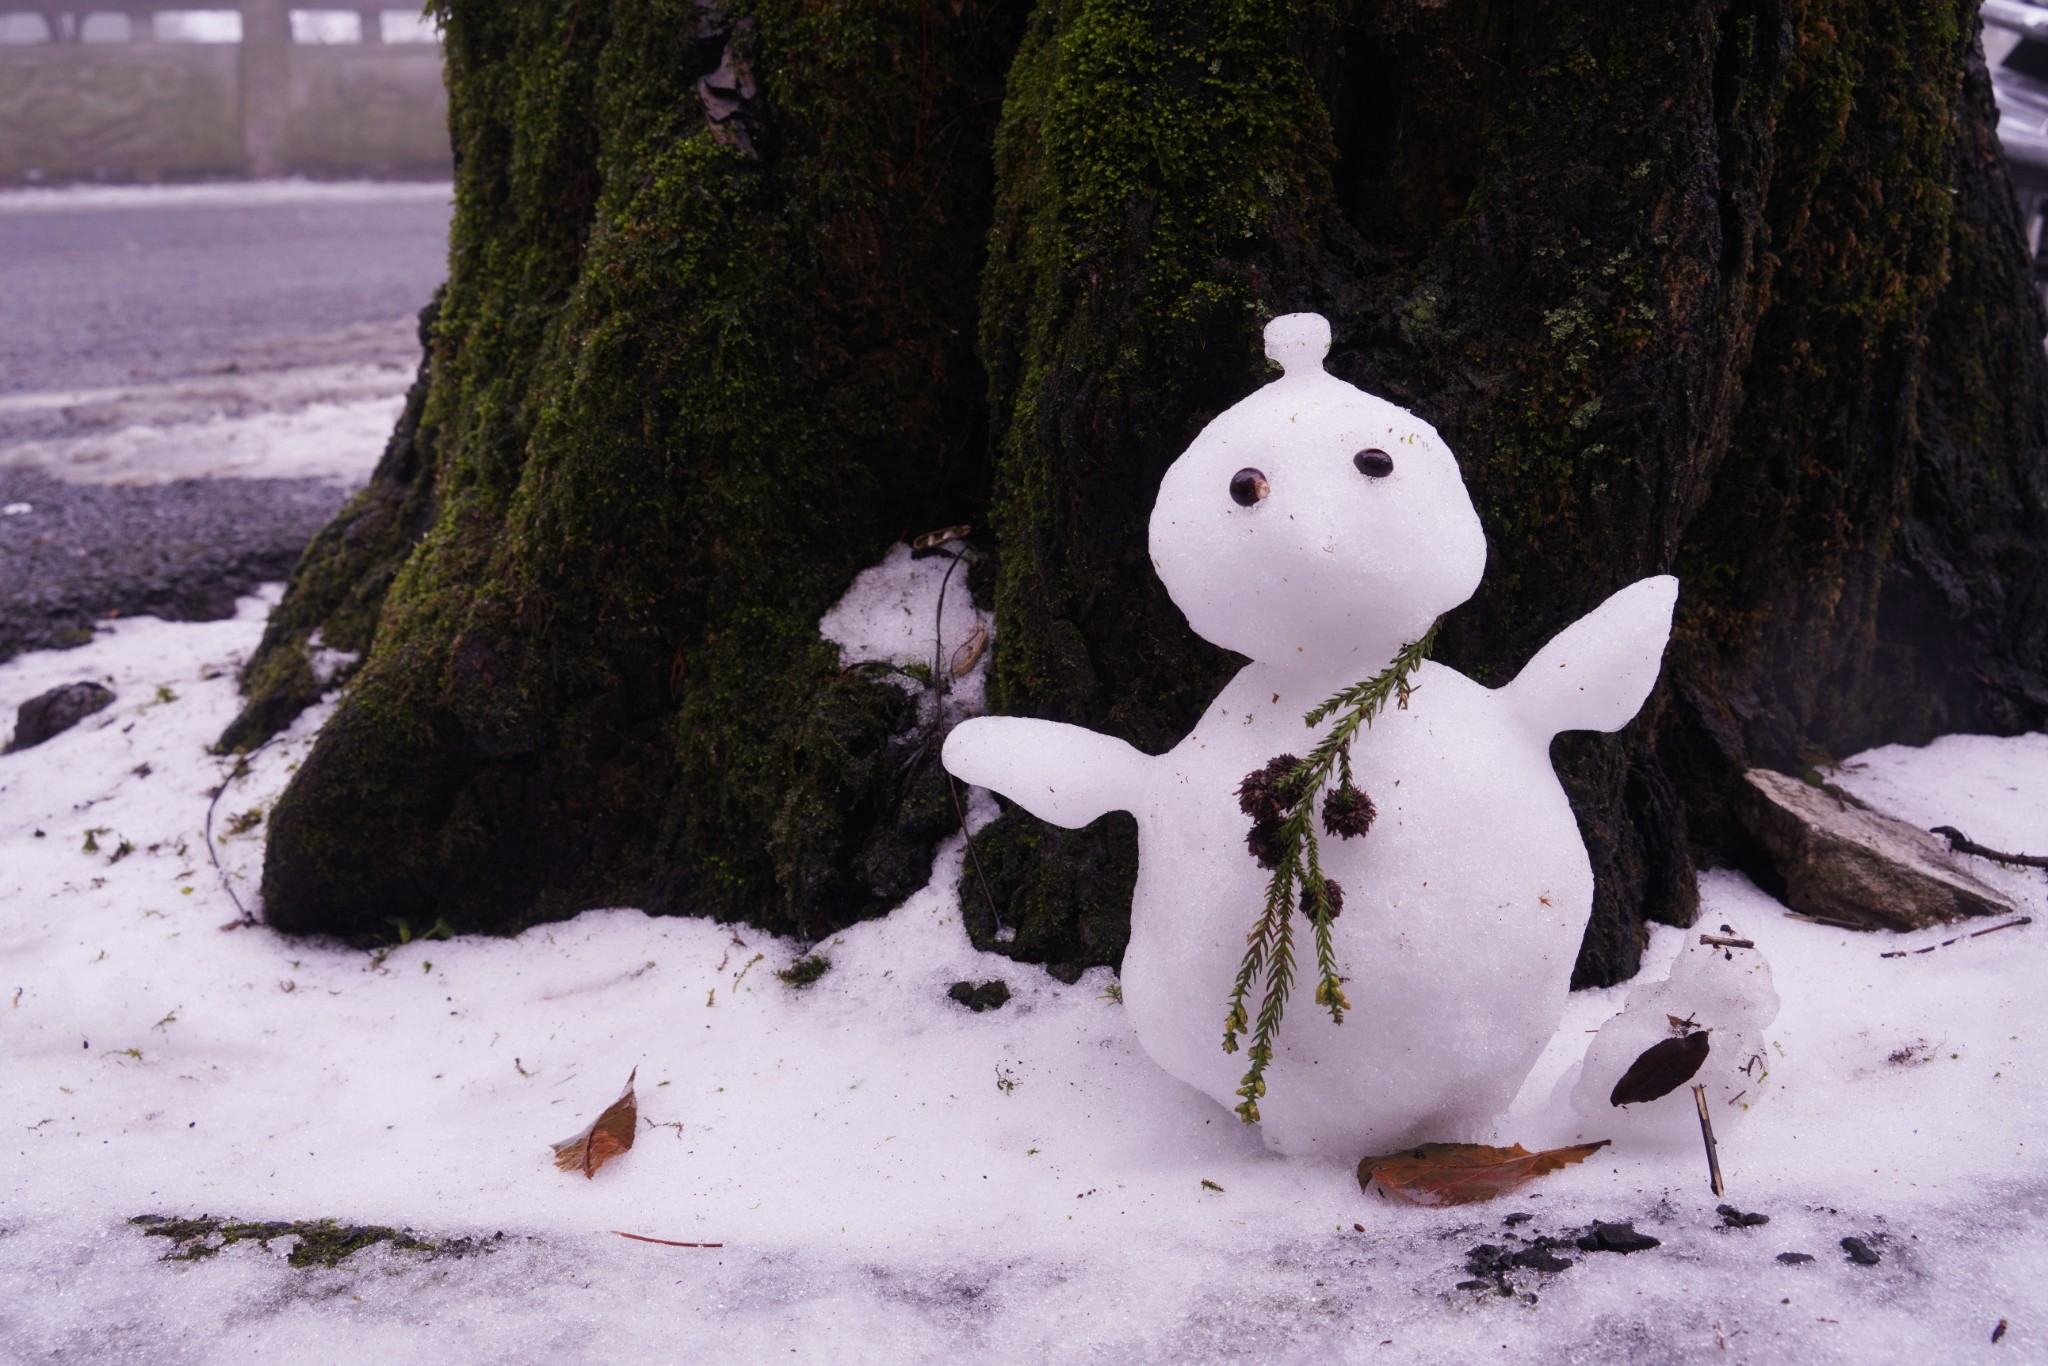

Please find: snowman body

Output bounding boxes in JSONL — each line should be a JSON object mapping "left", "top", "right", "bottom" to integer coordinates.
{"left": 945, "top": 313, "right": 1677, "bottom": 1157}
{"left": 1124, "top": 660, "right": 1591, "bottom": 1156}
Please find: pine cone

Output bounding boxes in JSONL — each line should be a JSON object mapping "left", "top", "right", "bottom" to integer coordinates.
{"left": 1321, "top": 878, "right": 1344, "bottom": 919}
{"left": 1237, "top": 754, "right": 1306, "bottom": 822}
{"left": 1322, "top": 781, "right": 1376, "bottom": 839}
{"left": 1245, "top": 817, "right": 1287, "bottom": 869}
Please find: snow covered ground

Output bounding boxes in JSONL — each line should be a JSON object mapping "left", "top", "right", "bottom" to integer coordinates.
{"left": 0, "top": 579, "right": 2043, "bottom": 1362}
{"left": 0, "top": 360, "right": 409, "bottom": 486}
{"left": 0, "top": 180, "right": 456, "bottom": 218}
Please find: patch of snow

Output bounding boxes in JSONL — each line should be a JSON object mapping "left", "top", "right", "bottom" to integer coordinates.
{"left": 0, "top": 180, "right": 454, "bottom": 216}
{"left": 302, "top": 629, "right": 359, "bottom": 687}
{"left": 0, "top": 598, "right": 2043, "bottom": 1361}
{"left": 0, "top": 394, "right": 404, "bottom": 487}
{"left": 819, "top": 540, "right": 991, "bottom": 714}
{"left": 0, "top": 362, "right": 412, "bottom": 487}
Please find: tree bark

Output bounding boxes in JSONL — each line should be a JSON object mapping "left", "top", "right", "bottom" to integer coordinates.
{"left": 242, "top": 0, "right": 1019, "bottom": 940}
{"left": 238, "top": 0, "right": 2048, "bottom": 990}
{"left": 966, "top": 0, "right": 2048, "bottom": 986}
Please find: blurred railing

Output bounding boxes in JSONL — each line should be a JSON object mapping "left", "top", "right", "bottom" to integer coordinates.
{"left": 0, "top": 1, "right": 449, "bottom": 181}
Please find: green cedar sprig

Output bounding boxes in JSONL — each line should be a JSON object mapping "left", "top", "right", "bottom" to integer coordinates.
{"left": 1221, "top": 621, "right": 1439, "bottom": 1124}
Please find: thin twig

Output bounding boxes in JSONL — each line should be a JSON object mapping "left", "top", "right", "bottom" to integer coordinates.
{"left": 1930, "top": 826, "right": 2048, "bottom": 869}
{"left": 928, "top": 536, "right": 1002, "bottom": 939}
{"left": 1692, "top": 1082, "right": 1724, "bottom": 1197}
{"left": 949, "top": 774, "right": 1005, "bottom": 937}
{"left": 1879, "top": 915, "right": 2033, "bottom": 958}
{"left": 610, "top": 1230, "right": 724, "bottom": 1248}
{"left": 931, "top": 546, "right": 965, "bottom": 692}
{"left": 1700, "top": 934, "right": 1755, "bottom": 949}
{"left": 206, "top": 736, "right": 283, "bottom": 929}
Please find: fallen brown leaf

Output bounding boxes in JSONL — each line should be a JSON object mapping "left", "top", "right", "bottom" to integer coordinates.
{"left": 1357, "top": 1140, "right": 1611, "bottom": 1206}
{"left": 1610, "top": 1030, "right": 1711, "bottom": 1106}
{"left": 550, "top": 1067, "right": 638, "bottom": 1179}
{"left": 948, "top": 621, "right": 990, "bottom": 677}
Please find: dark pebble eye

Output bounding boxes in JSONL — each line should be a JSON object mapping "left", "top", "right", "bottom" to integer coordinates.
{"left": 1353, "top": 448, "right": 1394, "bottom": 478}
{"left": 1229, "top": 467, "right": 1270, "bottom": 507}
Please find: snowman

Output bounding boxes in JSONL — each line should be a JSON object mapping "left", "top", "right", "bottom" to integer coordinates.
{"left": 945, "top": 313, "right": 1677, "bottom": 1157}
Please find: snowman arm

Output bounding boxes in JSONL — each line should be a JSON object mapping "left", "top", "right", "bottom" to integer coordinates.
{"left": 1501, "top": 575, "right": 1678, "bottom": 738}
{"left": 942, "top": 716, "right": 1149, "bottom": 828}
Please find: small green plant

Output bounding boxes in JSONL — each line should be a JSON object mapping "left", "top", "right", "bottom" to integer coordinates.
{"left": 775, "top": 954, "right": 833, "bottom": 988}
{"left": 222, "top": 808, "right": 263, "bottom": 837}
{"left": 384, "top": 916, "right": 455, "bottom": 946}
{"left": 1222, "top": 623, "right": 1438, "bottom": 1124}
{"left": 81, "top": 826, "right": 111, "bottom": 855}
{"left": 127, "top": 1215, "right": 485, "bottom": 1269}
{"left": 154, "top": 685, "right": 178, "bottom": 705}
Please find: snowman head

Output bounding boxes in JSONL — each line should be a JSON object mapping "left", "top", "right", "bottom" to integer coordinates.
{"left": 1148, "top": 313, "right": 1486, "bottom": 669}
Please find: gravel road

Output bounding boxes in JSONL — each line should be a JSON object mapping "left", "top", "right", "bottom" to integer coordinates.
{"left": 0, "top": 466, "right": 345, "bottom": 664}
{"left": 0, "top": 182, "right": 446, "bottom": 671}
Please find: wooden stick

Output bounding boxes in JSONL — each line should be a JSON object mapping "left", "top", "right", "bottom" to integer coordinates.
{"left": 1699, "top": 934, "right": 1755, "bottom": 949}
{"left": 611, "top": 1230, "right": 724, "bottom": 1248}
{"left": 1930, "top": 826, "right": 2048, "bottom": 870}
{"left": 1971, "top": 915, "right": 2034, "bottom": 938}
{"left": 1692, "top": 1083, "right": 1725, "bottom": 1197}
{"left": 1880, "top": 915, "right": 2033, "bottom": 958}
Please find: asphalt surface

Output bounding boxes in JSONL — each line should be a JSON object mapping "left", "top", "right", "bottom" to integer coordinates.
{"left": 0, "top": 185, "right": 450, "bottom": 394}
{"left": 0, "top": 184, "right": 448, "bottom": 670}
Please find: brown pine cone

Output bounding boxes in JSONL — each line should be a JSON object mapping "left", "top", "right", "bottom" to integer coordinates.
{"left": 1321, "top": 781, "right": 1376, "bottom": 839}
{"left": 1245, "top": 817, "right": 1287, "bottom": 869}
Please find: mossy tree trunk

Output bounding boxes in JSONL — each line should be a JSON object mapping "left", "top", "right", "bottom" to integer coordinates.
{"left": 244, "top": 0, "right": 1022, "bottom": 940}
{"left": 241, "top": 0, "right": 2048, "bottom": 987}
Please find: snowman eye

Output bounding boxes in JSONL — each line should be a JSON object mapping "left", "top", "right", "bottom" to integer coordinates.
{"left": 1353, "top": 448, "right": 1395, "bottom": 478}
{"left": 1229, "top": 468, "right": 1270, "bottom": 507}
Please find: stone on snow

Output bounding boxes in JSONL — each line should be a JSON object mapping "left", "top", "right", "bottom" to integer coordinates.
{"left": 6, "top": 680, "right": 115, "bottom": 753}
{"left": 1735, "top": 767, "right": 2015, "bottom": 931}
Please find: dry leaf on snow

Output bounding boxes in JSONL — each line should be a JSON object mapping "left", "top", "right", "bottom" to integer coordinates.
{"left": 1609, "top": 1030, "right": 1711, "bottom": 1106}
{"left": 1357, "top": 1140, "right": 1610, "bottom": 1206}
{"left": 948, "top": 621, "right": 990, "bottom": 677}
{"left": 551, "top": 1067, "right": 638, "bottom": 1179}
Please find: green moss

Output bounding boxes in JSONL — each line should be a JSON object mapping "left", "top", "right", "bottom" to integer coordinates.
{"left": 219, "top": 297, "right": 443, "bottom": 753}
{"left": 969, "top": 0, "right": 1350, "bottom": 966}
{"left": 775, "top": 953, "right": 831, "bottom": 988}
{"left": 258, "top": 0, "right": 1024, "bottom": 943}
{"left": 128, "top": 1214, "right": 493, "bottom": 1269}
{"left": 246, "top": 0, "right": 2048, "bottom": 997}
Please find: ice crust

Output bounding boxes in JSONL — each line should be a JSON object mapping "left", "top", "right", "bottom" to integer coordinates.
{"left": 946, "top": 315, "right": 1679, "bottom": 1155}
{"left": 0, "top": 589, "right": 2045, "bottom": 1361}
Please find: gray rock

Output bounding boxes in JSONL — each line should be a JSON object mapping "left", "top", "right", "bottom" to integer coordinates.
{"left": 1735, "top": 769, "right": 2015, "bottom": 931}
{"left": 6, "top": 680, "right": 114, "bottom": 752}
